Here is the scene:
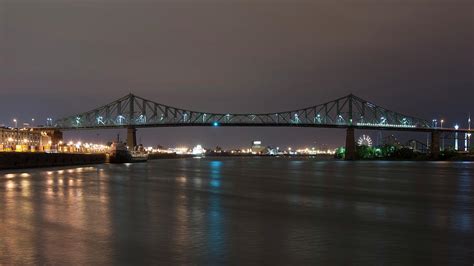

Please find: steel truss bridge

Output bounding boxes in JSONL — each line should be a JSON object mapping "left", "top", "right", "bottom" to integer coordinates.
{"left": 54, "top": 93, "right": 433, "bottom": 130}
{"left": 47, "top": 93, "right": 472, "bottom": 159}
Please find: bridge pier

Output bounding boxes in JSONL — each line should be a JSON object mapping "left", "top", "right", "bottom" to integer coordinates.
{"left": 430, "top": 130, "right": 440, "bottom": 159}
{"left": 345, "top": 127, "right": 356, "bottom": 160}
{"left": 127, "top": 127, "right": 137, "bottom": 148}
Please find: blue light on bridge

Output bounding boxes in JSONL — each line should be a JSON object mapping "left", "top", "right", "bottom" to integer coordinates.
{"left": 213, "top": 122, "right": 219, "bottom": 127}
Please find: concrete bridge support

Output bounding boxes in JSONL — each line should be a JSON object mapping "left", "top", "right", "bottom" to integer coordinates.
{"left": 345, "top": 127, "right": 356, "bottom": 160}
{"left": 431, "top": 131, "right": 440, "bottom": 159}
{"left": 127, "top": 127, "right": 137, "bottom": 148}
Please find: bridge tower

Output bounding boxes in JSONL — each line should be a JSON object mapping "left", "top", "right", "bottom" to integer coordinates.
{"left": 430, "top": 130, "right": 440, "bottom": 159}
{"left": 126, "top": 93, "right": 137, "bottom": 148}
{"left": 345, "top": 127, "right": 356, "bottom": 160}
{"left": 127, "top": 127, "right": 137, "bottom": 148}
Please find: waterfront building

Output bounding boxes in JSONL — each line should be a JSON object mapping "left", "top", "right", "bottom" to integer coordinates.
{"left": 0, "top": 127, "right": 50, "bottom": 151}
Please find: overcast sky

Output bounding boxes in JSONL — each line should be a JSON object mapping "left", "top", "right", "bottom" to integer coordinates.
{"left": 1, "top": 0, "right": 473, "bottom": 148}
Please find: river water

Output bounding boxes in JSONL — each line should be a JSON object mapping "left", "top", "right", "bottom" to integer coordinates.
{"left": 0, "top": 158, "right": 472, "bottom": 265}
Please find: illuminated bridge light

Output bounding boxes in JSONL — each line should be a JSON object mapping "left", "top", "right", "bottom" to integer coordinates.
{"left": 293, "top": 114, "right": 300, "bottom": 123}
{"left": 137, "top": 114, "right": 146, "bottom": 123}
{"left": 97, "top": 116, "right": 105, "bottom": 125}
{"left": 213, "top": 122, "right": 219, "bottom": 127}
{"left": 337, "top": 114, "right": 345, "bottom": 124}
{"left": 117, "top": 115, "right": 125, "bottom": 124}
{"left": 356, "top": 122, "right": 416, "bottom": 128}
{"left": 314, "top": 114, "right": 322, "bottom": 124}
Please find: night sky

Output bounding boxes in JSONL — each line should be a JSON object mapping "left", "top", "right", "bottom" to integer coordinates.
{"left": 1, "top": 0, "right": 473, "bottom": 149}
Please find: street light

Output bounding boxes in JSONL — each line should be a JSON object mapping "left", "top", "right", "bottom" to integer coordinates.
{"left": 432, "top": 119, "right": 437, "bottom": 128}
{"left": 468, "top": 115, "right": 472, "bottom": 151}
{"left": 440, "top": 119, "right": 445, "bottom": 150}
{"left": 12, "top": 119, "right": 19, "bottom": 148}
{"left": 454, "top": 124, "right": 459, "bottom": 151}
{"left": 31, "top": 118, "right": 35, "bottom": 127}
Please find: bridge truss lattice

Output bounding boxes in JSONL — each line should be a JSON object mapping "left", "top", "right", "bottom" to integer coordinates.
{"left": 54, "top": 93, "right": 431, "bottom": 130}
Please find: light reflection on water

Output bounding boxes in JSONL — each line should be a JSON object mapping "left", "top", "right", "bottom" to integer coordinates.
{"left": 0, "top": 159, "right": 473, "bottom": 264}
{"left": 207, "top": 160, "right": 225, "bottom": 264}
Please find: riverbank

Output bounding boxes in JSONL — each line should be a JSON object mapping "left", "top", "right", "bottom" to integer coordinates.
{"left": 0, "top": 152, "right": 106, "bottom": 170}
{"left": 1, "top": 151, "right": 471, "bottom": 170}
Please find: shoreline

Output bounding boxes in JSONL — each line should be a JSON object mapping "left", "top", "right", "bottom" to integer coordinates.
{"left": 0, "top": 152, "right": 106, "bottom": 170}
{"left": 1, "top": 152, "right": 473, "bottom": 171}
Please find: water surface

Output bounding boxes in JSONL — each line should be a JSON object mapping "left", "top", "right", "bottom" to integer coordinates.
{"left": 1, "top": 158, "right": 473, "bottom": 265}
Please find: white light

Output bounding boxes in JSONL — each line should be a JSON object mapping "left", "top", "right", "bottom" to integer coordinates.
{"left": 357, "top": 134, "right": 373, "bottom": 147}
{"left": 454, "top": 124, "right": 459, "bottom": 130}
{"left": 192, "top": 145, "right": 206, "bottom": 155}
{"left": 356, "top": 122, "right": 415, "bottom": 128}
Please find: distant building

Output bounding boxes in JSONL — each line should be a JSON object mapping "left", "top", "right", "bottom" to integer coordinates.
{"left": 383, "top": 134, "right": 401, "bottom": 147}
{"left": 251, "top": 140, "right": 266, "bottom": 154}
{"left": 407, "top": 139, "right": 428, "bottom": 153}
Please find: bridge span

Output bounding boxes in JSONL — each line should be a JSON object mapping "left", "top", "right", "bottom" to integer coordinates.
{"left": 39, "top": 93, "right": 472, "bottom": 160}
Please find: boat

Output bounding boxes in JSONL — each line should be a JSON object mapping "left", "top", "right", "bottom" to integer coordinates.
{"left": 108, "top": 134, "right": 149, "bottom": 163}
{"left": 109, "top": 141, "right": 132, "bottom": 163}
{"left": 130, "top": 144, "right": 149, "bottom": 163}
